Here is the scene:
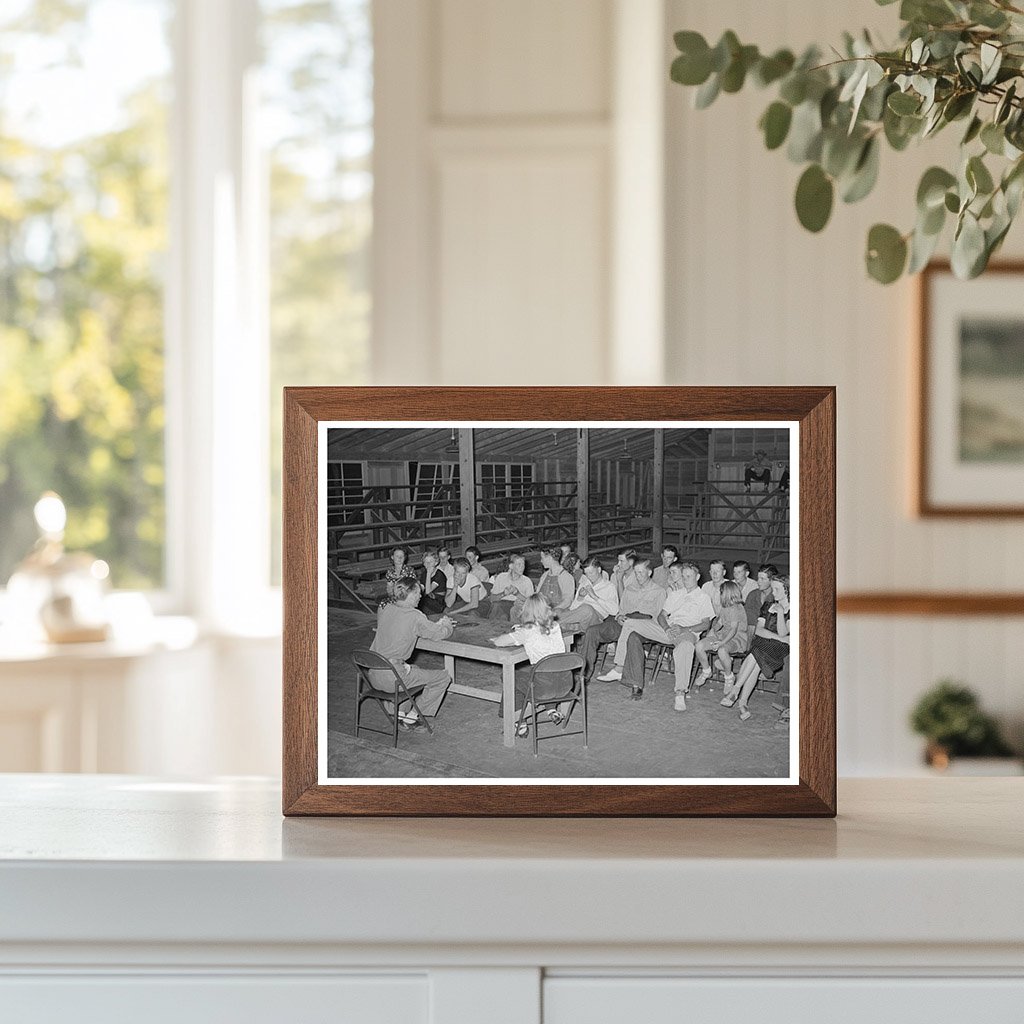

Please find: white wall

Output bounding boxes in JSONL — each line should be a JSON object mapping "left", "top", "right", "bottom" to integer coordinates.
{"left": 663, "top": 0, "right": 1024, "bottom": 772}
{"left": 38, "top": 0, "right": 1009, "bottom": 779}
{"left": 368, "top": 0, "right": 1024, "bottom": 775}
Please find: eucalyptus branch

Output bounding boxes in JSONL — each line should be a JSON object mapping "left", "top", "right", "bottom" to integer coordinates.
{"left": 670, "top": 2, "right": 1024, "bottom": 283}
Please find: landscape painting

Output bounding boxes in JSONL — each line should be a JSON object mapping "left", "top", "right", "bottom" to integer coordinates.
{"left": 959, "top": 317, "right": 1024, "bottom": 463}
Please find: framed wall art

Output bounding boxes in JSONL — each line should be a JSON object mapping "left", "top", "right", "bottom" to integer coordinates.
{"left": 282, "top": 387, "right": 836, "bottom": 816}
{"left": 917, "top": 261, "right": 1024, "bottom": 517}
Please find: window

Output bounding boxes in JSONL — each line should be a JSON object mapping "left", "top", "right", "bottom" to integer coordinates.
{"left": 262, "top": 0, "right": 373, "bottom": 582}
{"left": 480, "top": 463, "right": 533, "bottom": 500}
{"left": 509, "top": 463, "right": 534, "bottom": 499}
{"left": 0, "top": 0, "right": 172, "bottom": 589}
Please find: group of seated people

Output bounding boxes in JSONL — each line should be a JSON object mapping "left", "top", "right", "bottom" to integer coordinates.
{"left": 368, "top": 541, "right": 790, "bottom": 734}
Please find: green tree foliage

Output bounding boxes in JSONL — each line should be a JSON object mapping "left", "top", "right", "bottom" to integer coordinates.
{"left": 264, "top": 0, "right": 372, "bottom": 581}
{"left": 0, "top": 1, "right": 168, "bottom": 587}
{"left": 671, "top": 0, "right": 1024, "bottom": 283}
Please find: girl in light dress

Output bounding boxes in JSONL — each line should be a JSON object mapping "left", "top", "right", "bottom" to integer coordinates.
{"left": 693, "top": 580, "right": 748, "bottom": 692}
{"left": 492, "top": 593, "right": 573, "bottom": 736}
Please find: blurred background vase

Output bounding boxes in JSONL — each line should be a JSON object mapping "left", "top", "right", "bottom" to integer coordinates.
{"left": 5, "top": 493, "right": 111, "bottom": 645}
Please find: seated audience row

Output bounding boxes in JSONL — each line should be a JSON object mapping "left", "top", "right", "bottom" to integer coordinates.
{"left": 374, "top": 542, "right": 790, "bottom": 726}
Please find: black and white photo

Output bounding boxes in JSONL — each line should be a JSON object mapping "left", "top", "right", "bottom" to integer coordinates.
{"left": 318, "top": 421, "right": 797, "bottom": 785}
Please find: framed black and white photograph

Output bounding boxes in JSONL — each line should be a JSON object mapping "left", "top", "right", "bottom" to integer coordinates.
{"left": 918, "top": 261, "right": 1024, "bottom": 517}
{"left": 283, "top": 387, "right": 836, "bottom": 816}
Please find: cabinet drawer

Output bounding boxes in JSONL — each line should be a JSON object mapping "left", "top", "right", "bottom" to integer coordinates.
{"left": 0, "top": 974, "right": 427, "bottom": 1024}
{"left": 544, "top": 977, "right": 1024, "bottom": 1024}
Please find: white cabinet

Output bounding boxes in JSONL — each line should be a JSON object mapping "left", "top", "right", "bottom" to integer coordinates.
{"left": 1, "top": 777, "right": 1022, "bottom": 1023}
{"left": 544, "top": 977, "right": 1024, "bottom": 1023}
{"left": 1, "top": 975, "right": 428, "bottom": 1024}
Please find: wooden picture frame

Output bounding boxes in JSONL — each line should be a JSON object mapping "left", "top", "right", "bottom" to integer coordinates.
{"left": 917, "top": 260, "right": 1024, "bottom": 517}
{"left": 283, "top": 387, "right": 836, "bottom": 816}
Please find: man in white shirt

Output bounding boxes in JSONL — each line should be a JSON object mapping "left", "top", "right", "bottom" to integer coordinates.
{"left": 558, "top": 555, "right": 619, "bottom": 631}
{"left": 486, "top": 553, "right": 534, "bottom": 620}
{"left": 731, "top": 560, "right": 758, "bottom": 601}
{"left": 701, "top": 558, "right": 727, "bottom": 615}
{"left": 445, "top": 558, "right": 484, "bottom": 614}
{"left": 608, "top": 562, "right": 714, "bottom": 706}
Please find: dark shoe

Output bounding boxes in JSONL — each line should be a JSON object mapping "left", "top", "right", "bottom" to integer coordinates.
{"left": 629, "top": 686, "right": 644, "bottom": 701}
{"left": 399, "top": 717, "right": 426, "bottom": 732}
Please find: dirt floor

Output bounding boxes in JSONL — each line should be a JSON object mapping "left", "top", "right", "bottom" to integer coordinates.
{"left": 326, "top": 608, "right": 791, "bottom": 781}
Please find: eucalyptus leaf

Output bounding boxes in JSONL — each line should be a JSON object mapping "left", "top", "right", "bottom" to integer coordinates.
{"left": 981, "top": 122, "right": 1005, "bottom": 155}
{"left": 779, "top": 74, "right": 807, "bottom": 106}
{"left": 754, "top": 49, "right": 795, "bottom": 87}
{"left": 908, "top": 221, "right": 943, "bottom": 273}
{"left": 980, "top": 42, "right": 1002, "bottom": 86}
{"left": 822, "top": 128, "right": 864, "bottom": 178}
{"left": 951, "top": 211, "right": 986, "bottom": 278}
{"left": 996, "top": 82, "right": 1017, "bottom": 124}
{"left": 962, "top": 115, "right": 983, "bottom": 145}
{"left": 795, "top": 164, "right": 834, "bottom": 232}
{"left": 944, "top": 191, "right": 961, "bottom": 213}
{"left": 1006, "top": 171, "right": 1024, "bottom": 218}
{"left": 694, "top": 73, "right": 721, "bottom": 109}
{"left": 760, "top": 102, "right": 793, "bottom": 150}
{"left": 888, "top": 91, "right": 921, "bottom": 115}
{"left": 787, "top": 100, "right": 823, "bottom": 162}
{"left": 970, "top": 2, "right": 1009, "bottom": 30}
{"left": 942, "top": 92, "right": 974, "bottom": 122}
{"left": 866, "top": 223, "right": 908, "bottom": 283}
{"left": 721, "top": 45, "right": 759, "bottom": 93}
{"left": 861, "top": 79, "right": 892, "bottom": 122}
{"left": 967, "top": 154, "right": 995, "bottom": 195}
{"left": 710, "top": 31, "right": 740, "bottom": 73}
{"left": 921, "top": 200, "right": 946, "bottom": 235}
{"left": 842, "top": 137, "right": 881, "bottom": 203}
{"left": 884, "top": 106, "right": 921, "bottom": 150}
{"left": 917, "top": 166, "right": 957, "bottom": 210}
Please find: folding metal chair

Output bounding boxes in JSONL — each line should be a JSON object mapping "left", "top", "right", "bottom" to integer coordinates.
{"left": 515, "top": 652, "right": 587, "bottom": 757}
{"left": 351, "top": 649, "right": 434, "bottom": 748}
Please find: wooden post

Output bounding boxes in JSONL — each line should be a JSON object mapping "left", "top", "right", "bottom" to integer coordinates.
{"left": 459, "top": 428, "right": 476, "bottom": 550}
{"left": 576, "top": 428, "right": 590, "bottom": 558}
{"left": 653, "top": 429, "right": 664, "bottom": 554}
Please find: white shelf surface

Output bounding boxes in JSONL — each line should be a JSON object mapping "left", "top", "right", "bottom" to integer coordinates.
{"left": 1, "top": 775, "right": 1023, "bottom": 955}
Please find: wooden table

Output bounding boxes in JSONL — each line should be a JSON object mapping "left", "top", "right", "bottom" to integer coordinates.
{"left": 415, "top": 616, "right": 573, "bottom": 747}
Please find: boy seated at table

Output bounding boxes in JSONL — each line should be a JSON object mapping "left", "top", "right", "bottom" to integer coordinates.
{"left": 370, "top": 578, "right": 455, "bottom": 730}
{"left": 464, "top": 545, "right": 491, "bottom": 585}
{"left": 487, "top": 553, "right": 535, "bottom": 620}
{"left": 445, "top": 557, "right": 484, "bottom": 614}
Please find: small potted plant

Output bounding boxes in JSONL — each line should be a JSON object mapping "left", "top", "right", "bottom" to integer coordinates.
{"left": 910, "top": 680, "right": 1018, "bottom": 773}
